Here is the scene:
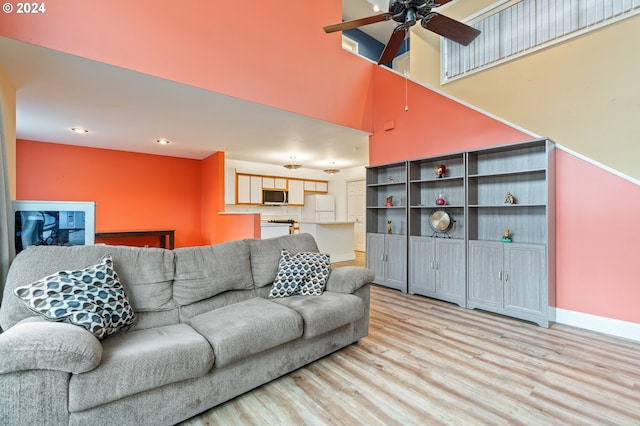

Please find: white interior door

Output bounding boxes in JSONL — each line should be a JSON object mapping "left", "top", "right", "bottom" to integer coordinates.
{"left": 347, "top": 180, "right": 366, "bottom": 252}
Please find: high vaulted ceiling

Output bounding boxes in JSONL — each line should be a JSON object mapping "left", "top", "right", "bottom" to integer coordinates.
{"left": 0, "top": 1, "right": 485, "bottom": 171}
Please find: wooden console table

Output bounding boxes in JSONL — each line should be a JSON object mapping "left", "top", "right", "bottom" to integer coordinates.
{"left": 95, "top": 230, "right": 175, "bottom": 249}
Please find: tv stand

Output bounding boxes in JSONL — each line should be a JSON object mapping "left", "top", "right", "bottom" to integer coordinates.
{"left": 95, "top": 230, "right": 175, "bottom": 249}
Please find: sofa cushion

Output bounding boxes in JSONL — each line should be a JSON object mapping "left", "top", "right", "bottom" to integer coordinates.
{"left": 173, "top": 241, "right": 254, "bottom": 306}
{"left": 245, "top": 233, "right": 320, "bottom": 288}
{"left": 68, "top": 323, "right": 213, "bottom": 412}
{"left": 1, "top": 245, "right": 176, "bottom": 331}
{"left": 269, "top": 250, "right": 330, "bottom": 298}
{"left": 189, "top": 298, "right": 302, "bottom": 368}
{"left": 13, "top": 255, "right": 135, "bottom": 339}
{"left": 272, "top": 292, "right": 364, "bottom": 339}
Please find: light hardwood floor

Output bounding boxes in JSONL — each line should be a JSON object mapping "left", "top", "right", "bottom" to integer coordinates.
{"left": 181, "top": 258, "right": 640, "bottom": 425}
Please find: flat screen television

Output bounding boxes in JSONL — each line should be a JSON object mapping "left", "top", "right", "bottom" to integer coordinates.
{"left": 11, "top": 201, "right": 96, "bottom": 254}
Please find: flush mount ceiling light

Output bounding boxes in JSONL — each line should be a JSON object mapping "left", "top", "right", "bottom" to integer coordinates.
{"left": 283, "top": 156, "right": 302, "bottom": 170}
{"left": 70, "top": 127, "right": 88, "bottom": 134}
{"left": 324, "top": 162, "right": 341, "bottom": 175}
{"left": 156, "top": 138, "right": 171, "bottom": 145}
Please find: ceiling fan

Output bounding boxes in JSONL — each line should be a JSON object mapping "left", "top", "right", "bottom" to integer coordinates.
{"left": 324, "top": 0, "right": 481, "bottom": 65}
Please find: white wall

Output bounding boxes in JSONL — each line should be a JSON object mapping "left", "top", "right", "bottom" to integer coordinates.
{"left": 224, "top": 159, "right": 366, "bottom": 221}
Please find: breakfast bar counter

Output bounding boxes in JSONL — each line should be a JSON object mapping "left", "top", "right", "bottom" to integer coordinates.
{"left": 298, "top": 221, "right": 355, "bottom": 263}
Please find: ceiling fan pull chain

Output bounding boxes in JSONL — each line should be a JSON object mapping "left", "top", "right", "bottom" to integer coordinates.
{"left": 404, "top": 29, "right": 409, "bottom": 112}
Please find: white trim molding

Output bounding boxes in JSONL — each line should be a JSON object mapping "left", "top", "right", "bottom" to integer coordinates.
{"left": 556, "top": 144, "right": 640, "bottom": 187}
{"left": 552, "top": 307, "right": 640, "bottom": 342}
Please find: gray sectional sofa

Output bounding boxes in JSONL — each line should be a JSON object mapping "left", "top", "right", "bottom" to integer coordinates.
{"left": 0, "top": 233, "right": 374, "bottom": 425}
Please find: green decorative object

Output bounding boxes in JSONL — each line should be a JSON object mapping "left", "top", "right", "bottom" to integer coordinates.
{"left": 502, "top": 227, "right": 512, "bottom": 243}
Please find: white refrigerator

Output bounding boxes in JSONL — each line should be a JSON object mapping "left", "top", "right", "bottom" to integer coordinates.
{"left": 301, "top": 194, "right": 335, "bottom": 222}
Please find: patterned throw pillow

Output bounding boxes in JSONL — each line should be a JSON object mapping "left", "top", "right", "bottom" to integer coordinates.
{"left": 269, "top": 249, "right": 330, "bottom": 298}
{"left": 13, "top": 254, "right": 135, "bottom": 339}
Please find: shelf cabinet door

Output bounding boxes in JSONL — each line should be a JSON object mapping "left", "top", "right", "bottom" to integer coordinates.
{"left": 434, "top": 238, "right": 466, "bottom": 306}
{"left": 409, "top": 237, "right": 436, "bottom": 293}
{"left": 366, "top": 233, "right": 406, "bottom": 292}
{"left": 410, "top": 237, "right": 465, "bottom": 306}
{"left": 366, "top": 233, "right": 386, "bottom": 283}
{"left": 385, "top": 234, "right": 407, "bottom": 290}
{"left": 468, "top": 240, "right": 503, "bottom": 310}
{"left": 504, "top": 244, "right": 546, "bottom": 319}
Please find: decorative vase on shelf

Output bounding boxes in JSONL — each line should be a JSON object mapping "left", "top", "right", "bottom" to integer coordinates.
{"left": 387, "top": 221, "right": 392, "bottom": 234}
{"left": 385, "top": 195, "right": 394, "bottom": 207}
{"left": 435, "top": 194, "right": 446, "bottom": 205}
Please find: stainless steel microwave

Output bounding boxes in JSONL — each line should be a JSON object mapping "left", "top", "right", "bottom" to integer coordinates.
{"left": 263, "top": 190, "right": 288, "bottom": 205}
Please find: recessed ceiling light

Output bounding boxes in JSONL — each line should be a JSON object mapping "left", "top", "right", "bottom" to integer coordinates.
{"left": 71, "top": 127, "right": 88, "bottom": 134}
{"left": 156, "top": 138, "right": 171, "bottom": 145}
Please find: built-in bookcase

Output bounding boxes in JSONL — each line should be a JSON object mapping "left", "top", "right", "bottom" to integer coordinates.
{"left": 466, "top": 139, "right": 555, "bottom": 327}
{"left": 366, "top": 138, "right": 555, "bottom": 326}
{"left": 366, "top": 162, "right": 407, "bottom": 292}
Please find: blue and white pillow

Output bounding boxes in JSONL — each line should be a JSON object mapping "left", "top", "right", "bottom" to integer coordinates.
{"left": 13, "top": 254, "right": 135, "bottom": 339}
{"left": 269, "top": 249, "right": 330, "bottom": 298}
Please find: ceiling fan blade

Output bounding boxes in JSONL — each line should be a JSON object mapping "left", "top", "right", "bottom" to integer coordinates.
{"left": 323, "top": 13, "right": 391, "bottom": 33}
{"left": 378, "top": 27, "right": 407, "bottom": 65}
{"left": 422, "top": 13, "right": 481, "bottom": 46}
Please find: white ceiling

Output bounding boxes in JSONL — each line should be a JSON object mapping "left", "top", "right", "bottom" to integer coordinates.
{"left": 0, "top": 36, "right": 371, "bottom": 171}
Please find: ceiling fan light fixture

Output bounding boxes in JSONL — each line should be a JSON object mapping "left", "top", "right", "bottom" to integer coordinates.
{"left": 71, "top": 127, "right": 88, "bottom": 134}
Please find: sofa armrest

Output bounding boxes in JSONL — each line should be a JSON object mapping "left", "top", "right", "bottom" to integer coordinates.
{"left": 0, "top": 318, "right": 102, "bottom": 374}
{"left": 325, "top": 267, "right": 375, "bottom": 294}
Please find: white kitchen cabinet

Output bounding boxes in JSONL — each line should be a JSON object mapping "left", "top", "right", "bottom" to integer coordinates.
{"left": 262, "top": 177, "right": 287, "bottom": 190}
{"left": 237, "top": 174, "right": 263, "bottom": 205}
{"left": 225, "top": 167, "right": 236, "bottom": 204}
{"left": 304, "top": 180, "right": 328, "bottom": 193}
{"left": 287, "top": 179, "right": 304, "bottom": 205}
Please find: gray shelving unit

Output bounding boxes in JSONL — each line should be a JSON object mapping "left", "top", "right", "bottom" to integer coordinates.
{"left": 466, "top": 139, "right": 555, "bottom": 327}
{"left": 365, "top": 161, "right": 408, "bottom": 292}
{"left": 366, "top": 138, "right": 555, "bottom": 327}
{"left": 408, "top": 152, "right": 466, "bottom": 307}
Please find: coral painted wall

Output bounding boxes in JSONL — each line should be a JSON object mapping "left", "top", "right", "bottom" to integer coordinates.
{"left": 200, "top": 152, "right": 260, "bottom": 245}
{"left": 369, "top": 69, "right": 532, "bottom": 163}
{"left": 16, "top": 140, "right": 203, "bottom": 248}
{"left": 555, "top": 150, "right": 640, "bottom": 323}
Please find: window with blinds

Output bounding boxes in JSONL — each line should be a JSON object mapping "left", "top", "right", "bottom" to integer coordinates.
{"left": 442, "top": 0, "right": 640, "bottom": 83}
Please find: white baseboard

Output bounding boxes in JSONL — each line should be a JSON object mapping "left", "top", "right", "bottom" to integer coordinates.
{"left": 552, "top": 308, "right": 640, "bottom": 342}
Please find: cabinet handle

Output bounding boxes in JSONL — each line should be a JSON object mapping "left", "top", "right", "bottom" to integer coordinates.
{"left": 499, "top": 270, "right": 503, "bottom": 281}
{"left": 435, "top": 261, "right": 439, "bottom": 270}
{"left": 504, "top": 271, "right": 509, "bottom": 282}
{"left": 430, "top": 260, "right": 434, "bottom": 270}
{"left": 381, "top": 254, "right": 385, "bottom": 262}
